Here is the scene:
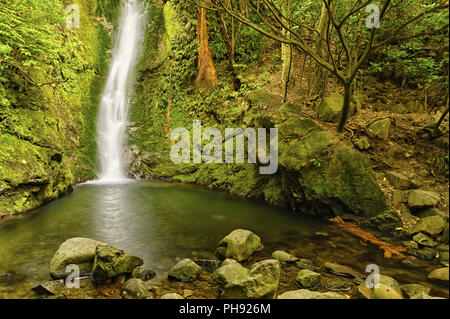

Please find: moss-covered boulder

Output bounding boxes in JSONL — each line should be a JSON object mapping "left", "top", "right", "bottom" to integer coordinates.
{"left": 168, "top": 259, "right": 202, "bottom": 281}
{"left": 49, "top": 237, "right": 105, "bottom": 279}
{"left": 212, "top": 259, "right": 281, "bottom": 299}
{"left": 316, "top": 93, "right": 353, "bottom": 123}
{"left": 295, "top": 269, "right": 321, "bottom": 288}
{"left": 92, "top": 244, "right": 144, "bottom": 282}
{"left": 215, "top": 229, "right": 263, "bottom": 262}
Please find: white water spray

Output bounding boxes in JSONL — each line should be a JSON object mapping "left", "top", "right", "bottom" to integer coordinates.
{"left": 96, "top": 0, "right": 146, "bottom": 183}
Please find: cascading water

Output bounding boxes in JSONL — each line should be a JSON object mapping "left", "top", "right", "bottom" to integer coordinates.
{"left": 96, "top": 0, "right": 146, "bottom": 183}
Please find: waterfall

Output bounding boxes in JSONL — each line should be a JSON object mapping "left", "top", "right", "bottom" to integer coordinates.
{"left": 95, "top": 0, "right": 146, "bottom": 183}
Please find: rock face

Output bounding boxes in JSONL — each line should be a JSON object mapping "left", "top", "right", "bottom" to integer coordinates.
{"left": 410, "top": 216, "right": 445, "bottom": 236}
{"left": 407, "top": 190, "right": 441, "bottom": 209}
{"left": 168, "top": 259, "right": 202, "bottom": 281}
{"left": 121, "top": 279, "right": 148, "bottom": 299}
{"left": 212, "top": 259, "right": 281, "bottom": 299}
{"left": 295, "top": 269, "right": 321, "bottom": 288}
{"left": 215, "top": 229, "right": 263, "bottom": 262}
{"left": 92, "top": 244, "right": 144, "bottom": 282}
{"left": 369, "top": 119, "right": 391, "bottom": 140}
{"left": 278, "top": 289, "right": 345, "bottom": 299}
{"left": 271, "top": 250, "right": 298, "bottom": 263}
{"left": 428, "top": 267, "right": 449, "bottom": 282}
{"left": 49, "top": 238, "right": 105, "bottom": 279}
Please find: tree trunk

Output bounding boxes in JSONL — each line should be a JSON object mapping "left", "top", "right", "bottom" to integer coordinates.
{"left": 310, "top": 2, "right": 328, "bottom": 105}
{"left": 216, "top": 10, "right": 241, "bottom": 90}
{"left": 338, "top": 82, "right": 352, "bottom": 132}
{"left": 196, "top": 5, "right": 218, "bottom": 88}
{"left": 281, "top": 0, "right": 292, "bottom": 102}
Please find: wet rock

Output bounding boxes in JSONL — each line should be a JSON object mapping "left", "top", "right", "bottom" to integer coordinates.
{"left": 212, "top": 259, "right": 281, "bottom": 299}
{"left": 131, "top": 266, "right": 156, "bottom": 281}
{"left": 168, "top": 259, "right": 202, "bottom": 282}
{"left": 295, "top": 269, "right": 321, "bottom": 289}
{"left": 376, "top": 275, "right": 403, "bottom": 297}
{"left": 194, "top": 259, "right": 221, "bottom": 273}
{"left": 161, "top": 293, "right": 183, "bottom": 299}
{"left": 277, "top": 289, "right": 346, "bottom": 299}
{"left": 385, "top": 171, "right": 419, "bottom": 190}
{"left": 353, "top": 284, "right": 372, "bottom": 299}
{"left": 409, "top": 216, "right": 445, "bottom": 236}
{"left": 120, "top": 279, "right": 148, "bottom": 299}
{"left": 401, "top": 256, "right": 425, "bottom": 269}
{"left": 413, "top": 233, "right": 437, "bottom": 248}
{"left": 215, "top": 229, "right": 263, "bottom": 262}
{"left": 323, "top": 262, "right": 363, "bottom": 279}
{"left": 325, "top": 278, "right": 353, "bottom": 291}
{"left": 407, "top": 247, "right": 436, "bottom": 261}
{"left": 92, "top": 244, "right": 144, "bottom": 282}
{"left": 49, "top": 237, "right": 105, "bottom": 279}
{"left": 400, "top": 284, "right": 431, "bottom": 298}
{"left": 31, "top": 280, "right": 65, "bottom": 295}
{"left": 372, "top": 284, "right": 403, "bottom": 299}
{"left": 407, "top": 190, "right": 440, "bottom": 210}
{"left": 369, "top": 119, "right": 391, "bottom": 140}
{"left": 410, "top": 291, "right": 445, "bottom": 299}
{"left": 295, "top": 259, "right": 321, "bottom": 272}
{"left": 428, "top": 267, "right": 449, "bottom": 282}
{"left": 271, "top": 250, "right": 298, "bottom": 263}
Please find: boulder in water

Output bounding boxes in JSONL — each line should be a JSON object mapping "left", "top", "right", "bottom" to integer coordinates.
{"left": 168, "top": 259, "right": 202, "bottom": 281}
{"left": 295, "top": 269, "right": 321, "bottom": 289}
{"left": 49, "top": 237, "right": 105, "bottom": 279}
{"left": 120, "top": 279, "right": 148, "bottom": 299}
{"left": 131, "top": 266, "right": 156, "bottom": 281}
{"left": 215, "top": 229, "right": 263, "bottom": 262}
{"left": 212, "top": 259, "right": 280, "bottom": 299}
{"left": 428, "top": 267, "right": 449, "bottom": 282}
{"left": 92, "top": 244, "right": 143, "bottom": 282}
{"left": 271, "top": 250, "right": 298, "bottom": 263}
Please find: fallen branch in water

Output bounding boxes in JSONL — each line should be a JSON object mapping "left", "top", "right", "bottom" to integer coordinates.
{"left": 329, "top": 216, "right": 407, "bottom": 258}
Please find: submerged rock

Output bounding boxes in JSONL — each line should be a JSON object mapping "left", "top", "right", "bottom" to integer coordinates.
{"left": 295, "top": 269, "right": 321, "bottom": 289}
{"left": 400, "top": 284, "right": 431, "bottom": 298}
{"left": 212, "top": 259, "right": 280, "bottom": 299}
{"left": 168, "top": 259, "right": 202, "bottom": 281}
{"left": 325, "top": 278, "right": 353, "bottom": 291}
{"left": 121, "top": 279, "right": 148, "bottom": 299}
{"left": 271, "top": 250, "right": 298, "bottom": 263}
{"left": 295, "top": 259, "right": 321, "bottom": 272}
{"left": 277, "top": 289, "right": 345, "bottom": 299}
{"left": 31, "top": 280, "right": 65, "bottom": 295}
{"left": 49, "top": 237, "right": 105, "bottom": 279}
{"left": 428, "top": 267, "right": 449, "bottom": 282}
{"left": 161, "top": 293, "right": 184, "bottom": 299}
{"left": 323, "top": 262, "right": 363, "bottom": 279}
{"left": 215, "top": 229, "right": 263, "bottom": 262}
{"left": 131, "top": 266, "right": 156, "bottom": 281}
{"left": 92, "top": 244, "right": 143, "bottom": 282}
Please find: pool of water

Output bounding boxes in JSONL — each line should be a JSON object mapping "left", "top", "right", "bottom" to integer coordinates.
{"left": 0, "top": 180, "right": 448, "bottom": 298}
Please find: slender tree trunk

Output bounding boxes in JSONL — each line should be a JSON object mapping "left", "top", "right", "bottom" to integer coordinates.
{"left": 281, "top": 0, "right": 292, "bottom": 102}
{"left": 338, "top": 82, "right": 352, "bottom": 132}
{"left": 216, "top": 10, "right": 241, "bottom": 90}
{"left": 310, "top": 2, "right": 328, "bottom": 105}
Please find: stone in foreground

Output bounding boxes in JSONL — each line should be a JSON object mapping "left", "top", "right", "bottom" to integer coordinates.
{"left": 428, "top": 267, "right": 449, "bottom": 282}
{"left": 49, "top": 237, "right": 105, "bottom": 279}
{"left": 295, "top": 269, "right": 321, "bottom": 289}
{"left": 400, "top": 284, "right": 431, "bottom": 298}
{"left": 271, "top": 250, "right": 298, "bottom": 263}
{"left": 92, "top": 244, "right": 143, "bottom": 282}
{"left": 212, "top": 259, "right": 280, "bottom": 299}
{"left": 410, "top": 215, "right": 445, "bottom": 236}
{"left": 168, "top": 258, "right": 202, "bottom": 281}
{"left": 215, "top": 229, "right": 263, "bottom": 262}
{"left": 277, "top": 289, "right": 345, "bottom": 299}
{"left": 161, "top": 293, "right": 184, "bottom": 299}
{"left": 120, "top": 278, "right": 148, "bottom": 299}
